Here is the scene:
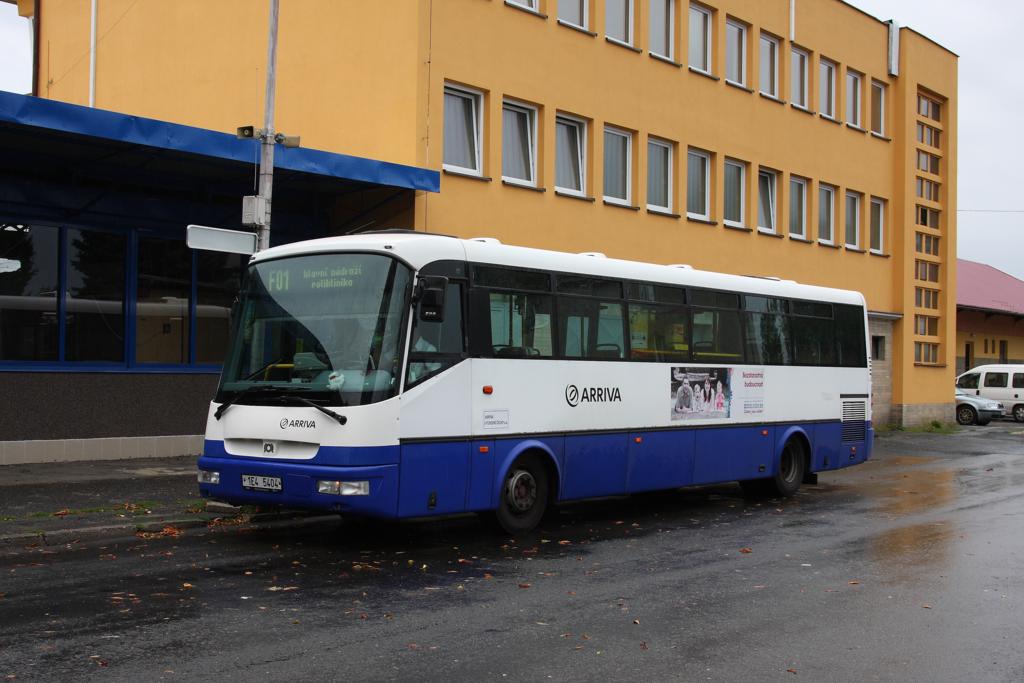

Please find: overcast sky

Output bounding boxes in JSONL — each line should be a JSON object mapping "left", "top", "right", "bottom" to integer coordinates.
{"left": 1, "top": 1, "right": 1022, "bottom": 280}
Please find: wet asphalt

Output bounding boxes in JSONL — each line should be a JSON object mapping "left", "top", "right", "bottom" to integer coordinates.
{"left": 1, "top": 422, "right": 1023, "bottom": 681}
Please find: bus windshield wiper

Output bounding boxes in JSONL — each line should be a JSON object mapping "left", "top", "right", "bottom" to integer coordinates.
{"left": 214, "top": 385, "right": 307, "bottom": 420}
{"left": 276, "top": 396, "right": 348, "bottom": 426}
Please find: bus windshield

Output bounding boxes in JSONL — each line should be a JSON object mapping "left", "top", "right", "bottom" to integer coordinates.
{"left": 217, "top": 253, "right": 412, "bottom": 407}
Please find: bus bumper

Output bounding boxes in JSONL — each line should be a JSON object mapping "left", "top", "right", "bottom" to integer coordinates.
{"left": 196, "top": 455, "right": 399, "bottom": 518}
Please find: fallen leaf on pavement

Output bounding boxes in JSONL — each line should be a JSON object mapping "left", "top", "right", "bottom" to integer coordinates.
{"left": 848, "top": 580, "right": 861, "bottom": 585}
{"left": 181, "top": 583, "right": 193, "bottom": 589}
{"left": 922, "top": 604, "right": 932, "bottom": 609}
{"left": 739, "top": 548, "right": 753, "bottom": 554}
{"left": 518, "top": 583, "right": 531, "bottom": 589}
{"left": 640, "top": 641, "right": 648, "bottom": 651}
{"left": 558, "top": 540, "right": 572, "bottom": 545}
{"left": 786, "top": 668, "right": 797, "bottom": 674}
{"left": 52, "top": 509, "right": 70, "bottom": 518}
{"left": 633, "top": 619, "right": 640, "bottom": 625}
{"left": 267, "top": 586, "right": 298, "bottom": 592}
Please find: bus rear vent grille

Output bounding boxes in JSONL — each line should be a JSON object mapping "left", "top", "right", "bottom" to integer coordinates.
{"left": 841, "top": 401, "right": 867, "bottom": 442}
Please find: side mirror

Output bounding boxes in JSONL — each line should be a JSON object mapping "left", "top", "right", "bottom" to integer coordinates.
{"left": 417, "top": 276, "right": 448, "bottom": 323}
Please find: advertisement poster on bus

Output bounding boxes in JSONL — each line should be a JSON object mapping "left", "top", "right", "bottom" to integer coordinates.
{"left": 670, "top": 366, "right": 732, "bottom": 420}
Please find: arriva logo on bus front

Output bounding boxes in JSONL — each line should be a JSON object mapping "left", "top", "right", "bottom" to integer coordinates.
{"left": 565, "top": 384, "right": 622, "bottom": 407}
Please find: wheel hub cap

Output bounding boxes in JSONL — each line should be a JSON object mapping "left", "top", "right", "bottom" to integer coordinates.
{"left": 506, "top": 471, "right": 537, "bottom": 513}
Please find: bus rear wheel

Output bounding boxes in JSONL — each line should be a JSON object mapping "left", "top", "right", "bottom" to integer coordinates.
{"left": 494, "top": 455, "right": 549, "bottom": 535}
{"left": 741, "top": 438, "right": 806, "bottom": 499}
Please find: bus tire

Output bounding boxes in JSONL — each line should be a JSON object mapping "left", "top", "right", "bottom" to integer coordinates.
{"left": 741, "top": 437, "right": 806, "bottom": 499}
{"left": 494, "top": 454, "right": 549, "bottom": 535}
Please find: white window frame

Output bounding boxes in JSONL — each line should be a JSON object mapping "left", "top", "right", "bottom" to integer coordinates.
{"left": 723, "top": 158, "right": 746, "bottom": 228}
{"left": 846, "top": 69, "right": 862, "bottom": 127}
{"left": 757, "top": 168, "right": 777, "bottom": 233}
{"left": 725, "top": 19, "right": 747, "bottom": 86}
{"left": 870, "top": 80, "right": 886, "bottom": 135}
{"left": 606, "top": 0, "right": 635, "bottom": 47}
{"left": 647, "top": 137, "right": 674, "bottom": 213}
{"left": 603, "top": 125, "right": 633, "bottom": 206}
{"left": 554, "top": 113, "right": 587, "bottom": 197}
{"left": 689, "top": 4, "right": 712, "bottom": 74}
{"left": 789, "top": 176, "right": 807, "bottom": 238}
{"left": 501, "top": 100, "right": 538, "bottom": 187}
{"left": 817, "top": 184, "right": 835, "bottom": 245}
{"left": 870, "top": 197, "right": 885, "bottom": 254}
{"left": 442, "top": 84, "right": 484, "bottom": 176}
{"left": 649, "top": 0, "right": 675, "bottom": 60}
{"left": 819, "top": 59, "right": 836, "bottom": 119}
{"left": 845, "top": 191, "right": 861, "bottom": 249}
{"left": 686, "top": 148, "right": 710, "bottom": 220}
{"left": 507, "top": 0, "right": 539, "bottom": 11}
{"left": 791, "top": 47, "right": 808, "bottom": 109}
{"left": 759, "top": 33, "right": 780, "bottom": 98}
{"left": 558, "top": 0, "right": 588, "bottom": 30}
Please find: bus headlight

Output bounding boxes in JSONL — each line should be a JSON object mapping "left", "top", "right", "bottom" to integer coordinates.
{"left": 197, "top": 470, "right": 220, "bottom": 485}
{"left": 317, "top": 480, "right": 370, "bottom": 496}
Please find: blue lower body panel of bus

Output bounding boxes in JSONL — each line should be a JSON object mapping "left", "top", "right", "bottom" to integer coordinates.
{"left": 197, "top": 421, "right": 872, "bottom": 520}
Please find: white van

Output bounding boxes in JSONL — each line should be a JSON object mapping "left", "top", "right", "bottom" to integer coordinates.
{"left": 955, "top": 365, "right": 1024, "bottom": 422}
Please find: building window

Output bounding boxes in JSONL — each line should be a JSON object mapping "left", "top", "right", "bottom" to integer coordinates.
{"left": 757, "top": 169, "right": 777, "bottom": 232}
{"left": 869, "top": 197, "right": 884, "bottom": 253}
{"left": 918, "top": 94, "right": 941, "bottom": 121}
{"left": 136, "top": 236, "right": 190, "bottom": 364}
{"left": 443, "top": 85, "right": 483, "bottom": 175}
{"left": 607, "top": 0, "right": 634, "bottom": 46}
{"left": 915, "top": 259, "right": 940, "bottom": 283}
{"left": 603, "top": 126, "right": 632, "bottom": 205}
{"left": 725, "top": 19, "right": 746, "bottom": 85}
{"left": 759, "top": 34, "right": 779, "bottom": 97}
{"left": 916, "top": 177, "right": 940, "bottom": 202}
{"left": 66, "top": 228, "right": 126, "bottom": 362}
{"left": 791, "top": 47, "right": 809, "bottom": 108}
{"left": 872, "top": 335, "right": 885, "bottom": 361}
{"left": 502, "top": 101, "right": 538, "bottom": 186}
{"left": 915, "top": 287, "right": 939, "bottom": 309}
{"left": 844, "top": 192, "right": 861, "bottom": 248}
{"left": 915, "top": 315, "right": 939, "bottom": 336}
{"left": 917, "top": 122, "right": 941, "bottom": 148}
{"left": 817, "top": 184, "right": 835, "bottom": 244}
{"left": 558, "top": 0, "right": 587, "bottom": 29}
{"left": 789, "top": 177, "right": 807, "bottom": 238}
{"left": 916, "top": 205, "right": 940, "bottom": 229}
{"left": 819, "top": 59, "right": 836, "bottom": 118}
{"left": 915, "top": 341, "right": 939, "bottom": 364}
{"left": 686, "top": 149, "right": 710, "bottom": 219}
{"left": 915, "top": 232, "right": 940, "bottom": 256}
{"left": 508, "top": 0, "right": 538, "bottom": 9}
{"left": 647, "top": 138, "right": 673, "bottom": 212}
{"left": 846, "top": 70, "right": 862, "bottom": 126}
{"left": 870, "top": 80, "right": 885, "bottom": 135}
{"left": 650, "top": 0, "right": 674, "bottom": 60}
{"left": 723, "top": 159, "right": 745, "bottom": 227}
{"left": 689, "top": 4, "right": 712, "bottom": 73}
{"left": 917, "top": 151, "right": 940, "bottom": 175}
{"left": 1, "top": 223, "right": 59, "bottom": 361}
{"left": 555, "top": 114, "right": 586, "bottom": 195}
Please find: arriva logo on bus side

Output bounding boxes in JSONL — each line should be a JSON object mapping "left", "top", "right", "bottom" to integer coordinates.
{"left": 279, "top": 418, "right": 317, "bottom": 429}
{"left": 565, "top": 384, "right": 622, "bottom": 407}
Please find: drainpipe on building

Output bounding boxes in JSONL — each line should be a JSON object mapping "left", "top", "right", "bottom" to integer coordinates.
{"left": 88, "top": 0, "right": 96, "bottom": 106}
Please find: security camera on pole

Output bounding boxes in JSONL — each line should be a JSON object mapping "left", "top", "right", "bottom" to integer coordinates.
{"left": 237, "top": 0, "right": 300, "bottom": 252}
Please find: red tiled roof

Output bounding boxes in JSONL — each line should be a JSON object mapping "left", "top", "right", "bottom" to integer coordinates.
{"left": 957, "top": 259, "right": 1024, "bottom": 316}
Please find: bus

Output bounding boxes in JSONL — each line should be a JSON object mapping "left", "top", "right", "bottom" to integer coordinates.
{"left": 197, "top": 232, "right": 872, "bottom": 533}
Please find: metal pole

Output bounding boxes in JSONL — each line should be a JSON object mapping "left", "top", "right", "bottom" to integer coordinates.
{"left": 257, "top": 0, "right": 280, "bottom": 251}
{"left": 89, "top": 0, "right": 97, "bottom": 107}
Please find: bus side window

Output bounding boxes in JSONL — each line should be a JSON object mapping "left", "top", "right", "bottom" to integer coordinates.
{"left": 406, "top": 282, "right": 464, "bottom": 386}
{"left": 692, "top": 308, "right": 744, "bottom": 361}
{"left": 558, "top": 297, "right": 626, "bottom": 359}
{"left": 487, "top": 291, "right": 554, "bottom": 358}
{"left": 744, "top": 311, "right": 792, "bottom": 365}
{"left": 834, "top": 304, "right": 867, "bottom": 367}
{"left": 628, "top": 303, "right": 689, "bottom": 362}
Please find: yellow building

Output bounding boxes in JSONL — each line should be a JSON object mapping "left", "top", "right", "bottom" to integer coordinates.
{"left": 24, "top": 0, "right": 958, "bottom": 426}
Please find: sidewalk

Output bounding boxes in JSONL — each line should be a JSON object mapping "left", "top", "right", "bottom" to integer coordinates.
{"left": 0, "top": 455, "right": 323, "bottom": 549}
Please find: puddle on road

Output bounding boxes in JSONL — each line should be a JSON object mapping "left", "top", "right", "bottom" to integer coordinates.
{"left": 868, "top": 520, "right": 955, "bottom": 584}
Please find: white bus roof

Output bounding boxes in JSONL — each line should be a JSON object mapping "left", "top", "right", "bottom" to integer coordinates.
{"left": 253, "top": 232, "right": 866, "bottom": 306}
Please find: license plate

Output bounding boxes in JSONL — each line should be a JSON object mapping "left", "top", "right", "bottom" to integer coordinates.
{"left": 241, "top": 474, "right": 282, "bottom": 492}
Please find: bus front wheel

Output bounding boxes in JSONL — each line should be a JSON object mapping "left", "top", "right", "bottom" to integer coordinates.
{"left": 741, "top": 438, "right": 806, "bottom": 499}
{"left": 494, "top": 455, "right": 549, "bottom": 534}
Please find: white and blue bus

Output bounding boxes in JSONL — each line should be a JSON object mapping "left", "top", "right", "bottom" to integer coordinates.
{"left": 197, "top": 232, "right": 872, "bottom": 533}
